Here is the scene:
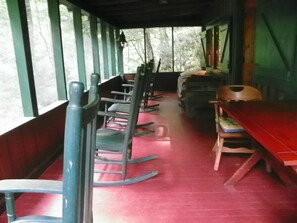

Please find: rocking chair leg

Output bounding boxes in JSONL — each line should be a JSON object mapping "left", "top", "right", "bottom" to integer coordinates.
{"left": 214, "top": 138, "right": 224, "bottom": 171}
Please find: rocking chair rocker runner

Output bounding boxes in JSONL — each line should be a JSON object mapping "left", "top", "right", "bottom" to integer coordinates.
{"left": 0, "top": 74, "right": 100, "bottom": 223}
{"left": 94, "top": 65, "right": 159, "bottom": 186}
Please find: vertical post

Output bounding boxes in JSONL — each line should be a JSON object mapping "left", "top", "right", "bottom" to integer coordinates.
{"left": 214, "top": 26, "right": 220, "bottom": 69}
{"left": 73, "top": 6, "right": 87, "bottom": 86}
{"left": 99, "top": 21, "right": 109, "bottom": 79}
{"left": 48, "top": 0, "right": 67, "bottom": 100}
{"left": 90, "top": 14, "right": 100, "bottom": 76}
{"left": 97, "top": 19, "right": 104, "bottom": 80}
{"left": 172, "top": 27, "right": 174, "bottom": 72}
{"left": 115, "top": 29, "right": 124, "bottom": 74}
{"left": 108, "top": 25, "right": 116, "bottom": 76}
{"left": 229, "top": 0, "right": 245, "bottom": 84}
{"left": 243, "top": 0, "right": 257, "bottom": 85}
{"left": 6, "top": 0, "right": 38, "bottom": 116}
{"left": 144, "top": 28, "right": 147, "bottom": 64}
{"left": 206, "top": 28, "right": 213, "bottom": 67}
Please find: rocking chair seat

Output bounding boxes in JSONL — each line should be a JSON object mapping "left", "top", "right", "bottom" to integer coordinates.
{"left": 108, "top": 103, "right": 130, "bottom": 113}
{"left": 96, "top": 129, "right": 125, "bottom": 152}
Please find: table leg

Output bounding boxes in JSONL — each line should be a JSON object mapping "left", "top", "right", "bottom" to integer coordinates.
{"left": 264, "top": 154, "right": 297, "bottom": 187}
{"left": 224, "top": 151, "right": 263, "bottom": 186}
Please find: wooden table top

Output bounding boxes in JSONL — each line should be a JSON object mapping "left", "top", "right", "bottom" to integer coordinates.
{"left": 218, "top": 100, "right": 297, "bottom": 166}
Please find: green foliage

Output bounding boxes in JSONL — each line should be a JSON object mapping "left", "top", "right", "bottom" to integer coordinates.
{"left": 123, "top": 27, "right": 202, "bottom": 73}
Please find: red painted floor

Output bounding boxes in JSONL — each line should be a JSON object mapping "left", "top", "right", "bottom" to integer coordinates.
{"left": 1, "top": 92, "right": 297, "bottom": 222}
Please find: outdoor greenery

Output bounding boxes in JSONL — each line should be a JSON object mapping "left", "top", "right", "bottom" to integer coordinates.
{"left": 27, "top": 0, "right": 57, "bottom": 108}
{"left": 123, "top": 27, "right": 202, "bottom": 73}
{"left": 0, "top": 0, "right": 24, "bottom": 132}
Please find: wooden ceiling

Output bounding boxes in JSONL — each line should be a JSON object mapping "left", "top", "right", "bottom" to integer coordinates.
{"left": 67, "top": 0, "right": 216, "bottom": 28}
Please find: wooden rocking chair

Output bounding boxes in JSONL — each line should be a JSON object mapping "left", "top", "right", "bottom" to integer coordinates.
{"left": 94, "top": 65, "right": 159, "bottom": 186}
{"left": 0, "top": 74, "right": 100, "bottom": 223}
{"left": 100, "top": 64, "right": 155, "bottom": 136}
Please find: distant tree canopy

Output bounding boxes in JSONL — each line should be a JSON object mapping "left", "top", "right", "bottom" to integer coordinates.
{"left": 123, "top": 27, "right": 202, "bottom": 73}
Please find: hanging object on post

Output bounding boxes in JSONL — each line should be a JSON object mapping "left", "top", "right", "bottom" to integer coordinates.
{"left": 117, "top": 31, "right": 127, "bottom": 48}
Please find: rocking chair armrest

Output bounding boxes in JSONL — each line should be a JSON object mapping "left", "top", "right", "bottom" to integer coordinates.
{"left": 0, "top": 179, "right": 63, "bottom": 194}
{"left": 100, "top": 97, "right": 131, "bottom": 104}
{"left": 122, "top": 83, "right": 134, "bottom": 88}
{"left": 208, "top": 99, "right": 219, "bottom": 104}
{"left": 111, "top": 91, "right": 132, "bottom": 96}
{"left": 97, "top": 111, "right": 129, "bottom": 119}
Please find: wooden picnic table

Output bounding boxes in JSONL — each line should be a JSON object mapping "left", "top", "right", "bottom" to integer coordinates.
{"left": 218, "top": 100, "right": 297, "bottom": 186}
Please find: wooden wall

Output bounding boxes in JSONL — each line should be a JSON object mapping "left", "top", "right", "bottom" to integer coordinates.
{"left": 203, "top": 0, "right": 245, "bottom": 84}
{"left": 254, "top": 0, "right": 297, "bottom": 100}
{"left": 243, "top": 0, "right": 257, "bottom": 85}
{"left": 0, "top": 103, "right": 66, "bottom": 180}
{"left": 202, "top": 0, "right": 297, "bottom": 98}
{"left": 153, "top": 72, "right": 180, "bottom": 92}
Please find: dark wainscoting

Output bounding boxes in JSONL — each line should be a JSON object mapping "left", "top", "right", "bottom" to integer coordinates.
{"left": 124, "top": 72, "right": 180, "bottom": 92}
{"left": 0, "top": 75, "right": 124, "bottom": 183}
{"left": 154, "top": 72, "right": 180, "bottom": 92}
{"left": 0, "top": 103, "right": 67, "bottom": 181}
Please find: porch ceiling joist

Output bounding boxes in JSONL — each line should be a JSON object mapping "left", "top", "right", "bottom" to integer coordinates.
{"left": 66, "top": 0, "right": 216, "bottom": 28}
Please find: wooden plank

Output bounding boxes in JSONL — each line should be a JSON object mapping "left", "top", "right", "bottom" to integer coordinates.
{"left": 19, "top": 124, "right": 38, "bottom": 172}
{"left": 73, "top": 6, "right": 87, "bottom": 86}
{"left": 5, "top": 128, "right": 27, "bottom": 178}
{"left": 243, "top": 0, "right": 257, "bottom": 85}
{"left": 224, "top": 151, "right": 263, "bottom": 186}
{"left": 261, "top": 13, "right": 291, "bottom": 72}
{"left": 0, "top": 136, "right": 13, "bottom": 179}
{"left": 48, "top": 0, "right": 67, "bottom": 100}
